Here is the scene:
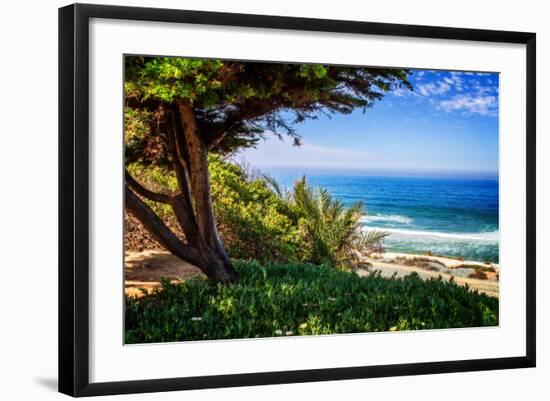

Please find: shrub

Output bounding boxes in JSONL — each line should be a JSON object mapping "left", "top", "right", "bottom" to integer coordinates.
{"left": 126, "top": 156, "right": 384, "bottom": 269}
{"left": 289, "top": 177, "right": 387, "bottom": 270}
{"left": 125, "top": 157, "right": 305, "bottom": 263}
{"left": 208, "top": 155, "right": 305, "bottom": 263}
{"left": 125, "top": 260, "right": 499, "bottom": 343}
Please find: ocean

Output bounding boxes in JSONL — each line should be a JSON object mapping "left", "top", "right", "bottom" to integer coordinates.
{"left": 265, "top": 171, "right": 499, "bottom": 263}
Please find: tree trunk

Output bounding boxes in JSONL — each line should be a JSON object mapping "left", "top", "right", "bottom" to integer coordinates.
{"left": 125, "top": 101, "right": 238, "bottom": 283}
{"left": 176, "top": 102, "right": 223, "bottom": 249}
{"left": 175, "top": 101, "right": 238, "bottom": 282}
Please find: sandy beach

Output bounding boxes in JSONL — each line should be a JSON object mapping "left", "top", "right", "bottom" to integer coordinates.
{"left": 359, "top": 251, "right": 499, "bottom": 298}
{"left": 125, "top": 250, "right": 499, "bottom": 298}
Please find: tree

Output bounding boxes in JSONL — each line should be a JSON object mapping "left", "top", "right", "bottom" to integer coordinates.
{"left": 124, "top": 57, "right": 411, "bottom": 282}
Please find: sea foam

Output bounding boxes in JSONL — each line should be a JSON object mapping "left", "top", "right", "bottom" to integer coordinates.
{"left": 360, "top": 214, "right": 413, "bottom": 224}
{"left": 362, "top": 226, "right": 499, "bottom": 242}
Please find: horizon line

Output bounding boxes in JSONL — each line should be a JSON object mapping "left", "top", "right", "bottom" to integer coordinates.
{"left": 248, "top": 165, "right": 499, "bottom": 180}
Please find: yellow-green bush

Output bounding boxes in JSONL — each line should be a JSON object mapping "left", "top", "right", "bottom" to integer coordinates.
{"left": 126, "top": 155, "right": 384, "bottom": 268}
{"left": 208, "top": 155, "right": 305, "bottom": 263}
{"left": 126, "top": 156, "right": 306, "bottom": 264}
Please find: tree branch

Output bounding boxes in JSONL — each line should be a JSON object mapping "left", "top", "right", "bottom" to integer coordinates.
{"left": 202, "top": 96, "right": 315, "bottom": 150}
{"left": 203, "top": 100, "right": 282, "bottom": 149}
{"left": 125, "top": 186, "right": 201, "bottom": 266}
{"left": 125, "top": 170, "right": 172, "bottom": 204}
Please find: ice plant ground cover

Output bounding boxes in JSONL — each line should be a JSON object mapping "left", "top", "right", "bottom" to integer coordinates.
{"left": 124, "top": 260, "right": 498, "bottom": 343}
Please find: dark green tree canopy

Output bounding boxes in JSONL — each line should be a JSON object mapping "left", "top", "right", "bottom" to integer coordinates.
{"left": 125, "top": 57, "right": 411, "bottom": 157}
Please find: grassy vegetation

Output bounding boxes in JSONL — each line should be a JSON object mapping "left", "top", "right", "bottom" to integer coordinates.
{"left": 127, "top": 155, "right": 385, "bottom": 270}
{"left": 125, "top": 261, "right": 498, "bottom": 344}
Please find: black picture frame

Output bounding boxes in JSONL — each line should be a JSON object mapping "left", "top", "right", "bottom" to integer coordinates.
{"left": 59, "top": 3, "right": 536, "bottom": 397}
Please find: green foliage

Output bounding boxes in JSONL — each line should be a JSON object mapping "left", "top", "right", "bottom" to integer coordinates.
{"left": 124, "top": 107, "right": 152, "bottom": 162}
{"left": 125, "top": 56, "right": 412, "bottom": 154}
{"left": 126, "top": 57, "right": 410, "bottom": 108}
{"left": 290, "top": 177, "right": 387, "bottom": 270}
{"left": 218, "top": 168, "right": 387, "bottom": 270}
{"left": 126, "top": 58, "right": 226, "bottom": 105}
{"left": 125, "top": 261, "right": 499, "bottom": 343}
{"left": 127, "top": 156, "right": 384, "bottom": 269}
{"left": 126, "top": 156, "right": 305, "bottom": 263}
{"left": 208, "top": 155, "right": 305, "bottom": 263}
{"left": 124, "top": 106, "right": 168, "bottom": 164}
{"left": 124, "top": 107, "right": 152, "bottom": 143}
{"left": 126, "top": 163, "right": 176, "bottom": 218}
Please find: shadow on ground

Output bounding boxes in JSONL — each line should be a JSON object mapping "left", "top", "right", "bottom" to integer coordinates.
{"left": 35, "top": 377, "right": 57, "bottom": 392}
{"left": 125, "top": 250, "right": 204, "bottom": 297}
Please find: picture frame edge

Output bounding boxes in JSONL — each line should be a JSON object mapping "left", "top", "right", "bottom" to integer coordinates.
{"left": 58, "top": 3, "right": 537, "bottom": 397}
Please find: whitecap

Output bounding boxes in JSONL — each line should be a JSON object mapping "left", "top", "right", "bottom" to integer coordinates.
{"left": 362, "top": 226, "right": 499, "bottom": 242}
{"left": 360, "top": 214, "right": 413, "bottom": 224}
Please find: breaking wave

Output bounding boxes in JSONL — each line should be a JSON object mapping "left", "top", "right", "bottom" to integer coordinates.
{"left": 362, "top": 226, "right": 499, "bottom": 242}
{"left": 360, "top": 214, "right": 413, "bottom": 224}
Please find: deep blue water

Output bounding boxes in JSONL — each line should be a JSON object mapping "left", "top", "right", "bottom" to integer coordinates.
{"left": 266, "top": 172, "right": 499, "bottom": 263}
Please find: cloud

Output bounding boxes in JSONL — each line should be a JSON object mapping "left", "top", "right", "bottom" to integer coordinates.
{"left": 417, "top": 81, "right": 451, "bottom": 96}
{"left": 392, "top": 69, "right": 499, "bottom": 118}
{"left": 470, "top": 79, "right": 498, "bottom": 95}
{"left": 392, "top": 86, "right": 413, "bottom": 97}
{"left": 448, "top": 72, "right": 464, "bottom": 90}
{"left": 438, "top": 94, "right": 498, "bottom": 116}
{"left": 235, "top": 137, "right": 379, "bottom": 169}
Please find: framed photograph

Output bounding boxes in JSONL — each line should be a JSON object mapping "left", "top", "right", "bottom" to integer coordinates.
{"left": 59, "top": 3, "right": 536, "bottom": 397}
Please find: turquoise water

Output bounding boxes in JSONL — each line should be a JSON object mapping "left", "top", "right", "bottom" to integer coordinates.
{"left": 266, "top": 172, "right": 499, "bottom": 263}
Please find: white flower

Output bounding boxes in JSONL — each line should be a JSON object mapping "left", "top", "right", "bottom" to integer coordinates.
{"left": 275, "top": 329, "right": 283, "bottom": 335}
{"left": 191, "top": 317, "right": 202, "bottom": 321}
{"left": 285, "top": 331, "right": 294, "bottom": 336}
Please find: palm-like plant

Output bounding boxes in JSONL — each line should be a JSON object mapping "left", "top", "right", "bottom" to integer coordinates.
{"left": 290, "top": 177, "right": 388, "bottom": 270}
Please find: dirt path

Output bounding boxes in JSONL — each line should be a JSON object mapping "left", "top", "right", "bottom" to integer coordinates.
{"left": 125, "top": 250, "right": 204, "bottom": 297}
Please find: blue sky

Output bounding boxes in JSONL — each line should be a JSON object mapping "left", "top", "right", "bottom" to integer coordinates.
{"left": 236, "top": 69, "right": 499, "bottom": 179}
